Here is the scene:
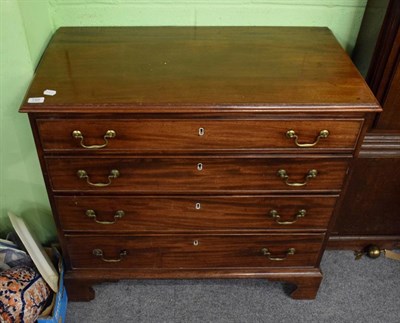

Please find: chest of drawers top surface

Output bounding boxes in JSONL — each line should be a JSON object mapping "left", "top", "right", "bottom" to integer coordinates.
{"left": 20, "top": 27, "right": 379, "bottom": 113}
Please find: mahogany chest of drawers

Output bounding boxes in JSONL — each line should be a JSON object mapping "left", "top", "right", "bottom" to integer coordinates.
{"left": 20, "top": 27, "right": 380, "bottom": 300}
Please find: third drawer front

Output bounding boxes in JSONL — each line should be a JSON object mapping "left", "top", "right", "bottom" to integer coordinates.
{"left": 55, "top": 195, "right": 337, "bottom": 232}
{"left": 46, "top": 157, "right": 349, "bottom": 193}
{"left": 65, "top": 234, "right": 324, "bottom": 269}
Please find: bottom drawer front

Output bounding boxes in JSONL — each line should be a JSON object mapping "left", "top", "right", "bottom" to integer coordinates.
{"left": 66, "top": 234, "right": 324, "bottom": 269}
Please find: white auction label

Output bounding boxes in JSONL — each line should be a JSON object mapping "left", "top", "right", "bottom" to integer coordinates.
{"left": 27, "top": 97, "right": 45, "bottom": 103}
{"left": 43, "top": 89, "right": 56, "bottom": 96}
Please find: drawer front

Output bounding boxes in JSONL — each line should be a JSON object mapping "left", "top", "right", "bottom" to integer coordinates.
{"left": 55, "top": 196, "right": 337, "bottom": 232}
{"left": 37, "top": 119, "right": 362, "bottom": 152}
{"left": 46, "top": 157, "right": 349, "bottom": 193}
{"left": 65, "top": 234, "right": 324, "bottom": 269}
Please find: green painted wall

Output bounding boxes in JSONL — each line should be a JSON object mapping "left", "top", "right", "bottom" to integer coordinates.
{"left": 1, "top": 0, "right": 367, "bottom": 243}
{"left": 0, "top": 0, "right": 55, "bottom": 243}
{"left": 50, "top": 0, "right": 368, "bottom": 53}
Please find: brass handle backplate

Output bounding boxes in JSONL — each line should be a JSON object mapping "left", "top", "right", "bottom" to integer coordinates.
{"left": 286, "top": 129, "right": 329, "bottom": 147}
{"left": 277, "top": 169, "right": 318, "bottom": 187}
{"left": 92, "top": 249, "right": 127, "bottom": 262}
{"left": 86, "top": 209, "right": 125, "bottom": 224}
{"left": 261, "top": 247, "right": 296, "bottom": 261}
{"left": 72, "top": 129, "right": 116, "bottom": 149}
{"left": 77, "top": 169, "right": 120, "bottom": 187}
{"left": 269, "top": 209, "right": 306, "bottom": 225}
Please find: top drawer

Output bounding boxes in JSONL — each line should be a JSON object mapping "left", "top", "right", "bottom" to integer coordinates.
{"left": 36, "top": 119, "right": 363, "bottom": 153}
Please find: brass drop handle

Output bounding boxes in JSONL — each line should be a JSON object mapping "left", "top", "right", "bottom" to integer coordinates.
{"left": 269, "top": 209, "right": 306, "bottom": 225}
{"left": 72, "top": 130, "right": 116, "bottom": 149}
{"left": 92, "top": 249, "right": 127, "bottom": 263}
{"left": 286, "top": 129, "right": 329, "bottom": 147}
{"left": 77, "top": 169, "right": 120, "bottom": 187}
{"left": 86, "top": 209, "right": 125, "bottom": 224}
{"left": 261, "top": 247, "right": 296, "bottom": 261}
{"left": 277, "top": 169, "right": 318, "bottom": 187}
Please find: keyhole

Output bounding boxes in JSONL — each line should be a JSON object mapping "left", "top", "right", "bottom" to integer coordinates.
{"left": 193, "top": 240, "right": 199, "bottom": 246}
{"left": 195, "top": 202, "right": 201, "bottom": 210}
{"left": 197, "top": 163, "right": 203, "bottom": 171}
{"left": 198, "top": 127, "right": 205, "bottom": 136}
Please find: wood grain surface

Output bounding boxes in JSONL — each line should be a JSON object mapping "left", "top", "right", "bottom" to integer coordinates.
{"left": 20, "top": 27, "right": 379, "bottom": 113}
{"left": 65, "top": 234, "right": 324, "bottom": 269}
{"left": 37, "top": 118, "right": 363, "bottom": 152}
{"left": 55, "top": 195, "right": 337, "bottom": 232}
{"left": 46, "top": 156, "right": 350, "bottom": 193}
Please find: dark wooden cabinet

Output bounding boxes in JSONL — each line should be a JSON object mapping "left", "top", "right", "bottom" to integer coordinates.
{"left": 20, "top": 27, "right": 378, "bottom": 301}
{"left": 330, "top": 0, "right": 400, "bottom": 249}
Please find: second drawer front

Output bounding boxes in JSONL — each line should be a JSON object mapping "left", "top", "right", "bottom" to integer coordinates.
{"left": 46, "top": 157, "right": 349, "bottom": 193}
{"left": 55, "top": 196, "right": 337, "bottom": 232}
{"left": 65, "top": 234, "right": 324, "bottom": 269}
